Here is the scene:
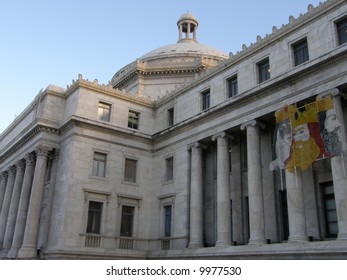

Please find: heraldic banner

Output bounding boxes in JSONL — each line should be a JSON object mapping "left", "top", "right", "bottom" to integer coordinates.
{"left": 270, "top": 95, "right": 342, "bottom": 172}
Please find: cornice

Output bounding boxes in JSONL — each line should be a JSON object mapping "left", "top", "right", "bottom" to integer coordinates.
{"left": 111, "top": 56, "right": 220, "bottom": 89}
{"left": 0, "top": 123, "right": 60, "bottom": 162}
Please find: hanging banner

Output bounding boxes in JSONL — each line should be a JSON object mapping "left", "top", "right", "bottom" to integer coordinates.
{"left": 270, "top": 95, "right": 342, "bottom": 172}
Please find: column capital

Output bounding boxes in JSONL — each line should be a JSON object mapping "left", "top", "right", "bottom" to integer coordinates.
{"left": 187, "top": 142, "right": 206, "bottom": 151}
{"left": 211, "top": 131, "right": 233, "bottom": 142}
{"left": 15, "top": 160, "right": 25, "bottom": 172}
{"left": 0, "top": 172, "right": 8, "bottom": 181}
{"left": 240, "top": 119, "right": 265, "bottom": 131}
{"left": 24, "top": 153, "right": 36, "bottom": 167}
{"left": 35, "top": 145, "right": 50, "bottom": 158}
{"left": 7, "top": 166, "right": 16, "bottom": 176}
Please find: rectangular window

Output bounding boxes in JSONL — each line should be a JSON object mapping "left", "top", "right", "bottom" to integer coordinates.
{"left": 92, "top": 152, "right": 107, "bottom": 177}
{"left": 124, "top": 158, "right": 137, "bottom": 182}
{"left": 165, "top": 157, "right": 174, "bottom": 182}
{"left": 128, "top": 110, "right": 139, "bottom": 129}
{"left": 293, "top": 39, "right": 309, "bottom": 66}
{"left": 336, "top": 18, "right": 347, "bottom": 45}
{"left": 97, "top": 102, "right": 111, "bottom": 122}
{"left": 322, "top": 183, "right": 338, "bottom": 237}
{"left": 227, "top": 75, "right": 238, "bottom": 97}
{"left": 86, "top": 201, "right": 103, "bottom": 234}
{"left": 168, "top": 108, "right": 174, "bottom": 127}
{"left": 164, "top": 205, "right": 172, "bottom": 237}
{"left": 202, "top": 89, "right": 210, "bottom": 110}
{"left": 257, "top": 58, "right": 270, "bottom": 83}
{"left": 120, "top": 205, "right": 135, "bottom": 237}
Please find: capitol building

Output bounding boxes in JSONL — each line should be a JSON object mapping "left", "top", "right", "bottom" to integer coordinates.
{"left": 1, "top": 0, "right": 347, "bottom": 259}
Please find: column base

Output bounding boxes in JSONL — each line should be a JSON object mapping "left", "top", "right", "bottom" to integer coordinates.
{"left": 248, "top": 239, "right": 266, "bottom": 245}
{"left": 7, "top": 247, "right": 19, "bottom": 259}
{"left": 188, "top": 242, "right": 203, "bottom": 249}
{"left": 0, "top": 250, "right": 8, "bottom": 259}
{"left": 288, "top": 236, "right": 308, "bottom": 243}
{"left": 17, "top": 246, "right": 38, "bottom": 259}
{"left": 337, "top": 233, "right": 347, "bottom": 240}
{"left": 215, "top": 240, "right": 232, "bottom": 247}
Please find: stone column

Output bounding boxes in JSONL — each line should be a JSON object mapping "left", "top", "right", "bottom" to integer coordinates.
{"left": 330, "top": 89, "right": 347, "bottom": 240}
{"left": 212, "top": 132, "right": 231, "bottom": 246}
{"left": 0, "top": 166, "right": 16, "bottom": 248}
{"left": 37, "top": 150, "right": 59, "bottom": 249}
{"left": 2, "top": 160, "right": 25, "bottom": 254}
{"left": 187, "top": 23, "right": 191, "bottom": 39}
{"left": 178, "top": 24, "right": 182, "bottom": 41}
{"left": 7, "top": 154, "right": 36, "bottom": 259}
{"left": 0, "top": 172, "right": 8, "bottom": 213}
{"left": 18, "top": 146, "right": 49, "bottom": 259}
{"left": 285, "top": 168, "right": 308, "bottom": 242}
{"left": 188, "top": 142, "right": 204, "bottom": 248}
{"left": 241, "top": 120, "right": 266, "bottom": 244}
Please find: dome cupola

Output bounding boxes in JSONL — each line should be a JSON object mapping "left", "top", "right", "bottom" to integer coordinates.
{"left": 177, "top": 12, "right": 199, "bottom": 43}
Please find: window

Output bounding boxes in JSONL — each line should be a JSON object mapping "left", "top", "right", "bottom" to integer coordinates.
{"left": 97, "top": 102, "right": 111, "bottom": 122}
{"left": 124, "top": 158, "right": 137, "bottom": 182}
{"left": 164, "top": 205, "right": 172, "bottom": 237}
{"left": 92, "top": 152, "right": 107, "bottom": 177}
{"left": 168, "top": 108, "right": 174, "bottom": 127}
{"left": 86, "top": 201, "right": 103, "bottom": 234}
{"left": 257, "top": 58, "right": 270, "bottom": 83}
{"left": 202, "top": 89, "right": 210, "bottom": 110}
{"left": 128, "top": 110, "right": 139, "bottom": 129}
{"left": 120, "top": 205, "right": 135, "bottom": 237}
{"left": 165, "top": 157, "right": 174, "bottom": 182}
{"left": 293, "top": 39, "right": 309, "bottom": 66}
{"left": 336, "top": 17, "right": 347, "bottom": 45}
{"left": 321, "top": 183, "right": 338, "bottom": 237}
{"left": 227, "top": 75, "right": 238, "bottom": 97}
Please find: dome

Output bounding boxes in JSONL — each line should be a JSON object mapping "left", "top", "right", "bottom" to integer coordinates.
{"left": 111, "top": 13, "right": 228, "bottom": 98}
{"left": 139, "top": 42, "right": 228, "bottom": 61}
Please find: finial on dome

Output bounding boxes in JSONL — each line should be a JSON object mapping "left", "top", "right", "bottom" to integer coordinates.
{"left": 177, "top": 12, "right": 199, "bottom": 43}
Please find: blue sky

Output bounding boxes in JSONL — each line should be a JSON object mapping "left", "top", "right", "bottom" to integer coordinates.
{"left": 0, "top": 0, "right": 323, "bottom": 133}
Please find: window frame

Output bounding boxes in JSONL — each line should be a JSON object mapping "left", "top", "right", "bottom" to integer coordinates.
{"left": 164, "top": 205, "right": 172, "bottom": 237}
{"left": 336, "top": 16, "right": 347, "bottom": 45}
{"left": 164, "top": 156, "right": 174, "bottom": 182}
{"left": 86, "top": 200, "right": 103, "bottom": 234}
{"left": 123, "top": 158, "right": 138, "bottom": 183}
{"left": 201, "top": 89, "right": 211, "bottom": 111}
{"left": 92, "top": 152, "right": 107, "bottom": 178}
{"left": 128, "top": 110, "right": 140, "bottom": 130}
{"left": 97, "top": 101, "right": 111, "bottom": 122}
{"left": 292, "top": 38, "right": 309, "bottom": 66}
{"left": 167, "top": 107, "right": 174, "bottom": 127}
{"left": 257, "top": 58, "right": 270, "bottom": 83}
{"left": 227, "top": 75, "right": 238, "bottom": 98}
{"left": 120, "top": 205, "right": 135, "bottom": 237}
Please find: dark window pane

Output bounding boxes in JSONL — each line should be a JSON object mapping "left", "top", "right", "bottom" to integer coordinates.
{"left": 293, "top": 39, "right": 309, "bottom": 66}
{"left": 124, "top": 159, "right": 137, "bottom": 182}
{"left": 164, "top": 205, "right": 172, "bottom": 237}
{"left": 258, "top": 59, "right": 270, "bottom": 83}
{"left": 120, "top": 206, "right": 134, "bottom": 237}
{"left": 86, "top": 201, "right": 102, "bottom": 234}
{"left": 227, "top": 76, "right": 238, "bottom": 97}
{"left": 337, "top": 18, "right": 347, "bottom": 45}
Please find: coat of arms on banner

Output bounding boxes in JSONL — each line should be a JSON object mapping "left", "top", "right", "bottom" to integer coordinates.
{"left": 270, "top": 95, "right": 342, "bottom": 172}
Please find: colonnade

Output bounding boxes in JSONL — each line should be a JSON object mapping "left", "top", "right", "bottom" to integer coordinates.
{"left": 188, "top": 91, "right": 347, "bottom": 247}
{"left": 0, "top": 146, "right": 57, "bottom": 259}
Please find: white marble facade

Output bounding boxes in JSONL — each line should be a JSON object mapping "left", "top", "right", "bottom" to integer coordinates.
{"left": 1, "top": 0, "right": 347, "bottom": 259}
